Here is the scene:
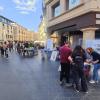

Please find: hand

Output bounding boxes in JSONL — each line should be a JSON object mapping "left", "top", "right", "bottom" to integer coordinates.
{"left": 92, "top": 61, "right": 98, "bottom": 64}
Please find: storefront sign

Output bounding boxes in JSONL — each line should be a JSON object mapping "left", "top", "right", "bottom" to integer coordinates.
{"left": 69, "top": 0, "right": 80, "bottom": 9}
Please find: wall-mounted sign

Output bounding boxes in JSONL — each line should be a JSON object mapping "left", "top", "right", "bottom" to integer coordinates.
{"left": 69, "top": 0, "right": 80, "bottom": 9}
{"left": 46, "top": 39, "right": 53, "bottom": 51}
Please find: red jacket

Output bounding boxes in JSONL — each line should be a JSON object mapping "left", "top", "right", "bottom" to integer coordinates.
{"left": 59, "top": 45, "right": 72, "bottom": 63}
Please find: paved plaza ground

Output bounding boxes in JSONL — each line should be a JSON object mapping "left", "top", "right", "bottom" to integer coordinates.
{"left": 0, "top": 51, "right": 100, "bottom": 100}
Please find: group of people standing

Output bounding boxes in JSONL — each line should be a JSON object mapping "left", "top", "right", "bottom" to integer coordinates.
{"left": 59, "top": 42, "right": 100, "bottom": 93}
{"left": 0, "top": 41, "right": 10, "bottom": 58}
{"left": 0, "top": 41, "right": 38, "bottom": 58}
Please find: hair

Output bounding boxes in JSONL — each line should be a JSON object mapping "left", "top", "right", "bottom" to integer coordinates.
{"left": 72, "top": 45, "right": 84, "bottom": 56}
{"left": 86, "top": 47, "right": 93, "bottom": 54}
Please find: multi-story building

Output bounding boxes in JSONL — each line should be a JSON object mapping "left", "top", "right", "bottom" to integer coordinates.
{"left": 45, "top": 0, "right": 100, "bottom": 48}
{"left": 0, "top": 15, "right": 14, "bottom": 42}
{"left": 38, "top": 18, "right": 47, "bottom": 42}
{"left": 0, "top": 15, "right": 36, "bottom": 42}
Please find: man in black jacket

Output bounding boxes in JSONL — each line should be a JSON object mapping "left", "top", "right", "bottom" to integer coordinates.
{"left": 86, "top": 48, "right": 100, "bottom": 84}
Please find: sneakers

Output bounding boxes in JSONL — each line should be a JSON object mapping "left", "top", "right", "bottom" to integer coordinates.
{"left": 75, "top": 89, "right": 80, "bottom": 93}
{"left": 89, "top": 80, "right": 95, "bottom": 84}
{"left": 65, "top": 83, "right": 72, "bottom": 87}
{"left": 59, "top": 81, "right": 63, "bottom": 85}
{"left": 89, "top": 80, "right": 99, "bottom": 84}
{"left": 96, "top": 81, "right": 99, "bottom": 83}
{"left": 83, "top": 91, "right": 88, "bottom": 94}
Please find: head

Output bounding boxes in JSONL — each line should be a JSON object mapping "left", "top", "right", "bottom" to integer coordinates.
{"left": 73, "top": 45, "right": 84, "bottom": 55}
{"left": 86, "top": 47, "right": 93, "bottom": 54}
{"left": 4, "top": 41, "right": 6, "bottom": 44}
{"left": 64, "top": 41, "right": 70, "bottom": 47}
{"left": 74, "top": 45, "right": 83, "bottom": 51}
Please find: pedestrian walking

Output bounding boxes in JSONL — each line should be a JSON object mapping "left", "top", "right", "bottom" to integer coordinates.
{"left": 0, "top": 42, "right": 4, "bottom": 56}
{"left": 3, "top": 42, "right": 8, "bottom": 58}
{"left": 41, "top": 46, "right": 46, "bottom": 60}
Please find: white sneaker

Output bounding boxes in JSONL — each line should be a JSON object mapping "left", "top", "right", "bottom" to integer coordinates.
{"left": 59, "top": 81, "right": 63, "bottom": 85}
{"left": 75, "top": 89, "right": 80, "bottom": 93}
{"left": 89, "top": 80, "right": 95, "bottom": 84}
{"left": 83, "top": 91, "right": 88, "bottom": 94}
{"left": 96, "top": 81, "right": 99, "bottom": 83}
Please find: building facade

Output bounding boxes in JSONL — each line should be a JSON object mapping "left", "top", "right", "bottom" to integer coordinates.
{"left": 38, "top": 17, "right": 47, "bottom": 42}
{"left": 45, "top": 0, "right": 100, "bottom": 48}
{"left": 0, "top": 16, "right": 14, "bottom": 42}
{"left": 0, "top": 15, "right": 36, "bottom": 42}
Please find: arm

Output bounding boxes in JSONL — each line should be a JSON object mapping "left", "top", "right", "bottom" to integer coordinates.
{"left": 92, "top": 60, "right": 99, "bottom": 64}
{"left": 68, "top": 56, "right": 73, "bottom": 63}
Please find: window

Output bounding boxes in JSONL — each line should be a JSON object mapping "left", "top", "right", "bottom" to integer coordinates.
{"left": 6, "top": 35, "right": 8, "bottom": 38}
{"left": 0, "top": 17, "right": 2, "bottom": 22}
{"left": 95, "top": 30, "right": 100, "bottom": 39}
{"left": 7, "top": 30, "right": 9, "bottom": 33}
{"left": 66, "top": 0, "right": 69, "bottom": 10}
{"left": 69, "top": 0, "right": 80, "bottom": 9}
{"left": 52, "top": 2, "right": 60, "bottom": 17}
{"left": 2, "top": 23, "right": 4, "bottom": 26}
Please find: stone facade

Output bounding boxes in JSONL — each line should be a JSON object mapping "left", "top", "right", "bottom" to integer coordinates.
{"left": 45, "top": 0, "right": 100, "bottom": 47}
{"left": 0, "top": 16, "right": 35, "bottom": 42}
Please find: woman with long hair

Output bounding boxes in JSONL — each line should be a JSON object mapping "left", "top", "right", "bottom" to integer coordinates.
{"left": 71, "top": 45, "right": 88, "bottom": 93}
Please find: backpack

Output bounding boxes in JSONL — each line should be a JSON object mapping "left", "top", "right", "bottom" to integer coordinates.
{"left": 74, "top": 54, "right": 83, "bottom": 63}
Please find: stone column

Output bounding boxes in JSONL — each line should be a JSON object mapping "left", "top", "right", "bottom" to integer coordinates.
{"left": 81, "top": 28, "right": 98, "bottom": 48}
{"left": 60, "top": 0, "right": 67, "bottom": 13}
{"left": 46, "top": 5, "right": 52, "bottom": 20}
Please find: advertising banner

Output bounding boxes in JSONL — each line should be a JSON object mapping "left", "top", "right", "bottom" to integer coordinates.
{"left": 50, "top": 51, "right": 58, "bottom": 61}
{"left": 46, "top": 39, "right": 53, "bottom": 51}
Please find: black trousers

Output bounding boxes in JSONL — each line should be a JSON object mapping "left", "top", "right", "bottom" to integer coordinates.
{"left": 1, "top": 48, "right": 4, "bottom": 56}
{"left": 72, "top": 63, "right": 88, "bottom": 92}
{"left": 60, "top": 62, "right": 70, "bottom": 83}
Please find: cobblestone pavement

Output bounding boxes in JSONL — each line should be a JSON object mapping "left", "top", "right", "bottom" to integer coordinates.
{"left": 0, "top": 52, "right": 100, "bottom": 100}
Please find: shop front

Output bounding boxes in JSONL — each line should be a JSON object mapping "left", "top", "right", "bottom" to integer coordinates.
{"left": 47, "top": 12, "right": 100, "bottom": 48}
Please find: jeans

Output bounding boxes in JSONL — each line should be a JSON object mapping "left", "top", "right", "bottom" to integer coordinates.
{"left": 93, "top": 63, "right": 100, "bottom": 81}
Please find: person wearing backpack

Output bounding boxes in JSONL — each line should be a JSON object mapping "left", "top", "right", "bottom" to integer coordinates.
{"left": 71, "top": 45, "right": 88, "bottom": 93}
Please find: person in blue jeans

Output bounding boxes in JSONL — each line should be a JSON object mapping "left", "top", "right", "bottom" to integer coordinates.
{"left": 93, "top": 63, "right": 100, "bottom": 82}
{"left": 86, "top": 48, "right": 100, "bottom": 84}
